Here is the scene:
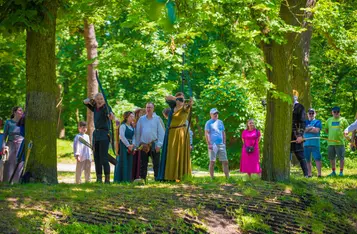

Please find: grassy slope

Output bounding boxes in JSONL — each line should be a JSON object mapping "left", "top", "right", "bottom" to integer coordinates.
{"left": 0, "top": 169, "right": 357, "bottom": 234}
{"left": 6, "top": 139, "right": 354, "bottom": 233}
{"left": 57, "top": 139, "right": 75, "bottom": 164}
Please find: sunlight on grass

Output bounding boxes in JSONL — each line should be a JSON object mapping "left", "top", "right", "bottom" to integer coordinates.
{"left": 57, "top": 138, "right": 74, "bottom": 163}
{"left": 235, "top": 208, "right": 271, "bottom": 232}
{"left": 70, "top": 187, "right": 94, "bottom": 193}
{"left": 242, "top": 187, "right": 259, "bottom": 197}
{"left": 264, "top": 196, "right": 280, "bottom": 204}
{"left": 54, "top": 204, "right": 72, "bottom": 219}
{"left": 284, "top": 185, "right": 292, "bottom": 194}
{"left": 16, "top": 210, "right": 34, "bottom": 218}
{"left": 1, "top": 165, "right": 357, "bottom": 233}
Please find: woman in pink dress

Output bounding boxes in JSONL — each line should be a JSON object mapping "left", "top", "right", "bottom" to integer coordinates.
{"left": 240, "top": 119, "right": 261, "bottom": 177}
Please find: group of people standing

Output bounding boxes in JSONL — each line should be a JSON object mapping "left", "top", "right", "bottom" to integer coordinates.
{"left": 291, "top": 91, "right": 357, "bottom": 178}
{"left": 80, "top": 92, "right": 193, "bottom": 184}
{"left": 77, "top": 90, "right": 264, "bottom": 184}
{"left": 2, "top": 91, "right": 356, "bottom": 184}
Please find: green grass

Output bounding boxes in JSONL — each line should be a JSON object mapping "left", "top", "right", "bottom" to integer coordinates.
{"left": 1, "top": 167, "right": 357, "bottom": 233}
{"left": 9, "top": 141, "right": 357, "bottom": 233}
{"left": 57, "top": 138, "right": 75, "bottom": 163}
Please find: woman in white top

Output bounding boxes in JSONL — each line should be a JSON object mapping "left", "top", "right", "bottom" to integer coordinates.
{"left": 114, "top": 111, "right": 135, "bottom": 182}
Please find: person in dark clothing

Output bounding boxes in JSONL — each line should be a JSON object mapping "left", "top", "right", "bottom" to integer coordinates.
{"left": 291, "top": 90, "right": 308, "bottom": 177}
{"left": 84, "top": 93, "right": 115, "bottom": 183}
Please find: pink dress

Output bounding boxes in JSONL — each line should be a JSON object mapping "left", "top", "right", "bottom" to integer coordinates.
{"left": 240, "top": 129, "right": 261, "bottom": 174}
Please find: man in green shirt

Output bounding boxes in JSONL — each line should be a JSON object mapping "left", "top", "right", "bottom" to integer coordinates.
{"left": 324, "top": 106, "right": 349, "bottom": 176}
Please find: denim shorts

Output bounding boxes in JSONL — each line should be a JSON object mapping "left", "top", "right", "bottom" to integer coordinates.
{"left": 304, "top": 146, "right": 321, "bottom": 162}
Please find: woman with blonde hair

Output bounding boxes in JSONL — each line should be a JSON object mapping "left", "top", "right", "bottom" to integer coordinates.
{"left": 240, "top": 119, "right": 261, "bottom": 177}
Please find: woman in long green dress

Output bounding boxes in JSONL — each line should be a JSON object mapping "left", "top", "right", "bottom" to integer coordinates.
{"left": 114, "top": 111, "right": 135, "bottom": 182}
{"left": 164, "top": 93, "right": 193, "bottom": 181}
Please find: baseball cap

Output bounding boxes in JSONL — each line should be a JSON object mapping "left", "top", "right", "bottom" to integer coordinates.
{"left": 210, "top": 108, "right": 219, "bottom": 114}
{"left": 308, "top": 108, "right": 315, "bottom": 113}
{"left": 331, "top": 106, "right": 340, "bottom": 111}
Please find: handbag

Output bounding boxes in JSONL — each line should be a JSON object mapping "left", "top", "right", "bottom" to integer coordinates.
{"left": 244, "top": 129, "right": 258, "bottom": 154}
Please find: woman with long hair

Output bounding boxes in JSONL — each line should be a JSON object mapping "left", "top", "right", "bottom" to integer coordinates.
{"left": 114, "top": 111, "right": 135, "bottom": 182}
{"left": 240, "top": 119, "right": 262, "bottom": 177}
{"left": 2, "top": 106, "right": 24, "bottom": 182}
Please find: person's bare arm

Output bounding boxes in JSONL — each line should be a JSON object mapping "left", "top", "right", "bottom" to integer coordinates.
{"left": 223, "top": 131, "right": 226, "bottom": 145}
{"left": 205, "top": 130, "right": 213, "bottom": 150}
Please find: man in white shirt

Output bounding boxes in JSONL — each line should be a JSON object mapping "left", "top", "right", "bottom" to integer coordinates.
{"left": 135, "top": 102, "right": 165, "bottom": 180}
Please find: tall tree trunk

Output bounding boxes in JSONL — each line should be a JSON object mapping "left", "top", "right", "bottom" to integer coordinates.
{"left": 291, "top": 0, "right": 316, "bottom": 109}
{"left": 262, "top": 0, "right": 310, "bottom": 182}
{"left": 84, "top": 19, "right": 98, "bottom": 140}
{"left": 290, "top": 0, "right": 316, "bottom": 166}
{"left": 261, "top": 42, "right": 292, "bottom": 181}
{"left": 26, "top": 0, "right": 58, "bottom": 183}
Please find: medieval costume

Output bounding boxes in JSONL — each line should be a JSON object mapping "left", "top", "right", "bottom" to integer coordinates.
{"left": 162, "top": 98, "right": 192, "bottom": 181}
{"left": 130, "top": 109, "right": 146, "bottom": 180}
{"left": 114, "top": 123, "right": 135, "bottom": 182}
{"left": 158, "top": 100, "right": 175, "bottom": 181}
{"left": 84, "top": 102, "right": 112, "bottom": 183}
{"left": 2, "top": 119, "right": 24, "bottom": 182}
{"left": 291, "top": 102, "right": 308, "bottom": 177}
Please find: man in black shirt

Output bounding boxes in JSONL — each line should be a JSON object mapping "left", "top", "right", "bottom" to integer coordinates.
{"left": 291, "top": 90, "right": 308, "bottom": 177}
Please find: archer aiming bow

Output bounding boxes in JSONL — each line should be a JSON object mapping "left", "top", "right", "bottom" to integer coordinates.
{"left": 95, "top": 71, "right": 118, "bottom": 164}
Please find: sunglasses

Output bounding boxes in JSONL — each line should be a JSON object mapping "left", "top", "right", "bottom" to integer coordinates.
{"left": 176, "top": 98, "right": 184, "bottom": 102}
{"left": 333, "top": 111, "right": 340, "bottom": 113}
{"left": 308, "top": 112, "right": 315, "bottom": 115}
{"left": 213, "top": 112, "right": 218, "bottom": 115}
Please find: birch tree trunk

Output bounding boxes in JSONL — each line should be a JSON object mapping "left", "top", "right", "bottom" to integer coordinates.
{"left": 84, "top": 19, "right": 99, "bottom": 140}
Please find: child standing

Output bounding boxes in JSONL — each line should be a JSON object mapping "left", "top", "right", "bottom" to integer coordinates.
{"left": 73, "top": 121, "right": 92, "bottom": 184}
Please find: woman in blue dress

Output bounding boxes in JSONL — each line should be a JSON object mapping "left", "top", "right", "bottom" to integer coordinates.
{"left": 2, "top": 106, "right": 24, "bottom": 182}
{"left": 114, "top": 111, "right": 135, "bottom": 182}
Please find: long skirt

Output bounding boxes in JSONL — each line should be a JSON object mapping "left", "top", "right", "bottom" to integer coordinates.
{"left": 3, "top": 140, "right": 23, "bottom": 183}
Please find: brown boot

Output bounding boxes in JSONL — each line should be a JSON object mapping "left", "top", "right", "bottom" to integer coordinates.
{"left": 104, "top": 174, "right": 110, "bottom": 184}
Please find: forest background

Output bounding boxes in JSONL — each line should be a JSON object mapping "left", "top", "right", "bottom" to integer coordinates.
{"left": 0, "top": 0, "right": 356, "bottom": 171}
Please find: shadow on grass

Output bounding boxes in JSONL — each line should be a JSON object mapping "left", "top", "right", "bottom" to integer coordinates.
{"left": 0, "top": 171, "right": 357, "bottom": 233}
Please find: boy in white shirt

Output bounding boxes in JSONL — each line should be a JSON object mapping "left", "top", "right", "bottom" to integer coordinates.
{"left": 73, "top": 121, "right": 92, "bottom": 184}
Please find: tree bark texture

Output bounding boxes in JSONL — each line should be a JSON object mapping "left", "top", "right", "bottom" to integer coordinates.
{"left": 262, "top": 0, "right": 311, "bottom": 181}
{"left": 261, "top": 42, "right": 292, "bottom": 181}
{"left": 84, "top": 19, "right": 98, "bottom": 140}
{"left": 26, "top": 0, "right": 58, "bottom": 183}
{"left": 291, "top": 0, "right": 316, "bottom": 109}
